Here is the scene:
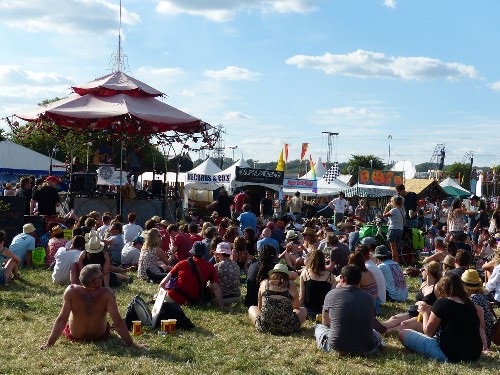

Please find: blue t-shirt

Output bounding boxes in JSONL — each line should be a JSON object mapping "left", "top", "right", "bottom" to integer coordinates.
{"left": 238, "top": 211, "right": 257, "bottom": 232}
{"left": 378, "top": 259, "right": 408, "bottom": 301}
{"left": 9, "top": 233, "right": 36, "bottom": 266}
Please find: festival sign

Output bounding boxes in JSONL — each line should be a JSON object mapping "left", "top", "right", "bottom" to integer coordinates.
{"left": 235, "top": 167, "right": 284, "bottom": 185}
{"left": 283, "top": 178, "right": 317, "bottom": 190}
{"left": 358, "top": 168, "right": 404, "bottom": 187}
{"left": 186, "top": 173, "right": 230, "bottom": 183}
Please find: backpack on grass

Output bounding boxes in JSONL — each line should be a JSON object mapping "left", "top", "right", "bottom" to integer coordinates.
{"left": 124, "top": 295, "right": 153, "bottom": 330}
{"left": 411, "top": 228, "right": 425, "bottom": 250}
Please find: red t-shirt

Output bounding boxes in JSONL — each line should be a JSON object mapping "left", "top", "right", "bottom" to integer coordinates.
{"left": 159, "top": 229, "right": 170, "bottom": 254}
{"left": 189, "top": 234, "right": 203, "bottom": 243}
{"left": 166, "top": 257, "right": 219, "bottom": 304}
{"left": 233, "top": 193, "right": 247, "bottom": 213}
{"left": 172, "top": 232, "right": 192, "bottom": 261}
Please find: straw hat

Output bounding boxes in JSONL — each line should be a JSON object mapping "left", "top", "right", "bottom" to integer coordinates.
{"left": 84, "top": 230, "right": 98, "bottom": 243}
{"left": 268, "top": 263, "right": 291, "bottom": 277}
{"left": 151, "top": 215, "right": 161, "bottom": 223}
{"left": 51, "top": 225, "right": 63, "bottom": 236}
{"left": 461, "top": 269, "right": 485, "bottom": 293}
{"left": 85, "top": 236, "right": 104, "bottom": 254}
{"left": 286, "top": 230, "right": 298, "bottom": 240}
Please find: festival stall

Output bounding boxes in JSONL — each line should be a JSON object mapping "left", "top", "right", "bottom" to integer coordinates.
{"left": 282, "top": 177, "right": 348, "bottom": 197}
{"left": 182, "top": 158, "right": 225, "bottom": 209}
{"left": 439, "top": 177, "right": 470, "bottom": 198}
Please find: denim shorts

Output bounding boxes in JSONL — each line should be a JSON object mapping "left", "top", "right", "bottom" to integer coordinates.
{"left": 402, "top": 330, "right": 448, "bottom": 362}
{"left": 387, "top": 228, "right": 403, "bottom": 242}
{"left": 315, "top": 324, "right": 381, "bottom": 355}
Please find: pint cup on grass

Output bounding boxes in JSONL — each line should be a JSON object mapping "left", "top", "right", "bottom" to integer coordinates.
{"left": 132, "top": 320, "right": 142, "bottom": 336}
{"left": 169, "top": 319, "right": 177, "bottom": 333}
{"left": 161, "top": 320, "right": 169, "bottom": 332}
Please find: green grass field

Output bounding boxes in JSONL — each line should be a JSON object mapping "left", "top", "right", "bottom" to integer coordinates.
{"left": 0, "top": 268, "right": 498, "bottom": 375}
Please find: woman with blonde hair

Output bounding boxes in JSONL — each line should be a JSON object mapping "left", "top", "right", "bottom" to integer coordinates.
{"left": 299, "top": 250, "right": 335, "bottom": 317}
{"left": 137, "top": 228, "right": 170, "bottom": 282}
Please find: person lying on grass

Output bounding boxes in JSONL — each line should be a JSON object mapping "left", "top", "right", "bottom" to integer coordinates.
{"left": 40, "top": 264, "right": 145, "bottom": 349}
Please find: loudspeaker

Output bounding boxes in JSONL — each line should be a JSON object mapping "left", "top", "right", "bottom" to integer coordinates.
{"left": 74, "top": 198, "right": 117, "bottom": 217}
{"left": 151, "top": 180, "right": 163, "bottom": 196}
{"left": 72, "top": 173, "right": 97, "bottom": 194}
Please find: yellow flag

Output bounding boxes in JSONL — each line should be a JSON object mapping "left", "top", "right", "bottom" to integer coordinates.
{"left": 276, "top": 149, "right": 285, "bottom": 171}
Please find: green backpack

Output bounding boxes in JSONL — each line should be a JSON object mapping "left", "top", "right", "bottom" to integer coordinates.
{"left": 411, "top": 228, "right": 425, "bottom": 250}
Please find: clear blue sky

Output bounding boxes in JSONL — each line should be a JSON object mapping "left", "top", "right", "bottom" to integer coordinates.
{"left": 1, "top": 0, "right": 500, "bottom": 167}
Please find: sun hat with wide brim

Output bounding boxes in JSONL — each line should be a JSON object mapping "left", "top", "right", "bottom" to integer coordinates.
{"left": 442, "top": 254, "right": 455, "bottom": 268}
{"left": 23, "top": 223, "right": 36, "bottom": 234}
{"left": 85, "top": 236, "right": 104, "bottom": 254}
{"left": 373, "top": 245, "right": 390, "bottom": 258}
{"left": 286, "top": 230, "right": 298, "bottom": 240}
{"left": 51, "top": 225, "right": 63, "bottom": 236}
{"left": 268, "top": 263, "right": 291, "bottom": 277}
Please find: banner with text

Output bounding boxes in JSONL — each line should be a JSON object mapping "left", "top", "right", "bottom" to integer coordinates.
{"left": 186, "top": 173, "right": 231, "bottom": 183}
{"left": 283, "top": 178, "right": 317, "bottom": 190}
{"left": 358, "top": 168, "right": 404, "bottom": 187}
{"left": 235, "top": 167, "right": 284, "bottom": 185}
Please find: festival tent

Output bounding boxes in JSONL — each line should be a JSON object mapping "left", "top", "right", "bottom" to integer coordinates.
{"left": 391, "top": 160, "right": 417, "bottom": 180}
{"left": 182, "top": 158, "right": 223, "bottom": 208}
{"left": 300, "top": 156, "right": 327, "bottom": 179}
{"left": 439, "top": 177, "right": 470, "bottom": 198}
{"left": 344, "top": 183, "right": 396, "bottom": 198}
{"left": 0, "top": 141, "right": 65, "bottom": 184}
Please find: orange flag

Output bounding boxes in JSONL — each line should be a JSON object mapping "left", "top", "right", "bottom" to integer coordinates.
{"left": 284, "top": 144, "right": 289, "bottom": 163}
{"left": 300, "top": 143, "right": 309, "bottom": 161}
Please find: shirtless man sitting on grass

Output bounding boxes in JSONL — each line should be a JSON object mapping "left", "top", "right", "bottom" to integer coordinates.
{"left": 40, "top": 264, "right": 144, "bottom": 349}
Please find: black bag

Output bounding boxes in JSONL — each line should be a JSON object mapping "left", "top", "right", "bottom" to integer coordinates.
{"left": 153, "top": 301, "right": 195, "bottom": 330}
{"left": 124, "top": 295, "right": 153, "bottom": 330}
{"left": 187, "top": 257, "right": 212, "bottom": 306}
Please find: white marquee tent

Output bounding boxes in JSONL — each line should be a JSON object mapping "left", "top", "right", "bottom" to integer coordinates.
{"left": 183, "top": 158, "right": 223, "bottom": 208}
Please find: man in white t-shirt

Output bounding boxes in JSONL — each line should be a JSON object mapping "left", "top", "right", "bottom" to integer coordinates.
{"left": 360, "top": 237, "right": 386, "bottom": 312}
{"left": 123, "top": 212, "right": 143, "bottom": 243}
{"left": 52, "top": 235, "right": 85, "bottom": 285}
{"left": 121, "top": 236, "right": 144, "bottom": 267}
{"left": 328, "top": 192, "right": 348, "bottom": 225}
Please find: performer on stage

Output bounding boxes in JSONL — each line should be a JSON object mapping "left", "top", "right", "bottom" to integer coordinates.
{"left": 70, "top": 156, "right": 85, "bottom": 173}
{"left": 126, "top": 144, "right": 143, "bottom": 190}
{"left": 93, "top": 140, "right": 113, "bottom": 165}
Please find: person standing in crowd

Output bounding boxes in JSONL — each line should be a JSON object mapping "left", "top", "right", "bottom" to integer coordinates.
{"left": 15, "top": 177, "right": 32, "bottom": 215}
{"left": 273, "top": 192, "right": 282, "bottom": 219}
{"left": 383, "top": 196, "right": 405, "bottom": 264}
{"left": 206, "top": 188, "right": 232, "bottom": 219}
{"left": 354, "top": 199, "right": 369, "bottom": 222}
{"left": 395, "top": 184, "right": 418, "bottom": 228}
{"left": 286, "top": 191, "right": 303, "bottom": 222}
{"left": 327, "top": 192, "right": 348, "bottom": 225}
{"left": 233, "top": 190, "right": 249, "bottom": 216}
{"left": 31, "top": 175, "right": 61, "bottom": 218}
{"left": 238, "top": 203, "right": 257, "bottom": 233}
{"left": 259, "top": 191, "right": 274, "bottom": 221}
{"left": 315, "top": 264, "right": 387, "bottom": 355}
{"left": 437, "top": 200, "right": 449, "bottom": 230}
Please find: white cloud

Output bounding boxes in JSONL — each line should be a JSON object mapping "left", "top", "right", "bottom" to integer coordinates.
{"left": 0, "top": 65, "right": 73, "bottom": 98}
{"left": 384, "top": 0, "right": 396, "bottom": 9}
{"left": 317, "top": 106, "right": 397, "bottom": 119}
{"left": 204, "top": 66, "right": 260, "bottom": 81}
{"left": 223, "top": 111, "right": 255, "bottom": 121}
{"left": 489, "top": 81, "right": 500, "bottom": 91}
{"left": 156, "top": 0, "right": 317, "bottom": 22}
{"left": 286, "top": 49, "right": 480, "bottom": 81}
{"left": 0, "top": 0, "right": 140, "bottom": 34}
{"left": 313, "top": 106, "right": 398, "bottom": 129}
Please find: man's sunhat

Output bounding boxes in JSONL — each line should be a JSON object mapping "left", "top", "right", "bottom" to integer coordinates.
{"left": 51, "top": 225, "right": 63, "bottom": 236}
{"left": 190, "top": 241, "right": 207, "bottom": 257}
{"left": 286, "top": 230, "right": 298, "bottom": 240}
{"left": 442, "top": 254, "right": 455, "bottom": 268}
{"left": 461, "top": 269, "right": 484, "bottom": 292}
{"left": 268, "top": 263, "right": 291, "bottom": 277}
{"left": 361, "top": 236, "right": 376, "bottom": 245}
{"left": 373, "top": 245, "right": 390, "bottom": 258}
{"left": 23, "top": 223, "right": 36, "bottom": 234}
{"left": 84, "top": 230, "right": 99, "bottom": 242}
{"left": 85, "top": 236, "right": 104, "bottom": 254}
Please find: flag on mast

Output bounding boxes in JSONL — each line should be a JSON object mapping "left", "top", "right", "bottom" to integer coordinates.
{"left": 300, "top": 143, "right": 309, "bottom": 161}
{"left": 284, "top": 144, "right": 289, "bottom": 163}
{"left": 276, "top": 149, "right": 285, "bottom": 172}
{"left": 309, "top": 154, "right": 316, "bottom": 180}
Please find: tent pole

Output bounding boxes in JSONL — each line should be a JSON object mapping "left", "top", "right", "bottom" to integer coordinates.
{"left": 119, "top": 140, "right": 123, "bottom": 215}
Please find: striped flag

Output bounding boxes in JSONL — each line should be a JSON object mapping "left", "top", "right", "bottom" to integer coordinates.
{"left": 323, "top": 162, "right": 340, "bottom": 183}
{"left": 284, "top": 144, "right": 289, "bottom": 162}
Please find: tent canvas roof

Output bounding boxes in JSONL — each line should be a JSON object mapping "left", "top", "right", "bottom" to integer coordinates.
{"left": 440, "top": 177, "right": 470, "bottom": 192}
{"left": 300, "top": 156, "right": 327, "bottom": 179}
{"left": 187, "top": 158, "right": 221, "bottom": 175}
{"left": 442, "top": 185, "right": 470, "bottom": 198}
{"left": 403, "top": 179, "right": 445, "bottom": 195}
{"left": 0, "top": 141, "right": 65, "bottom": 174}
